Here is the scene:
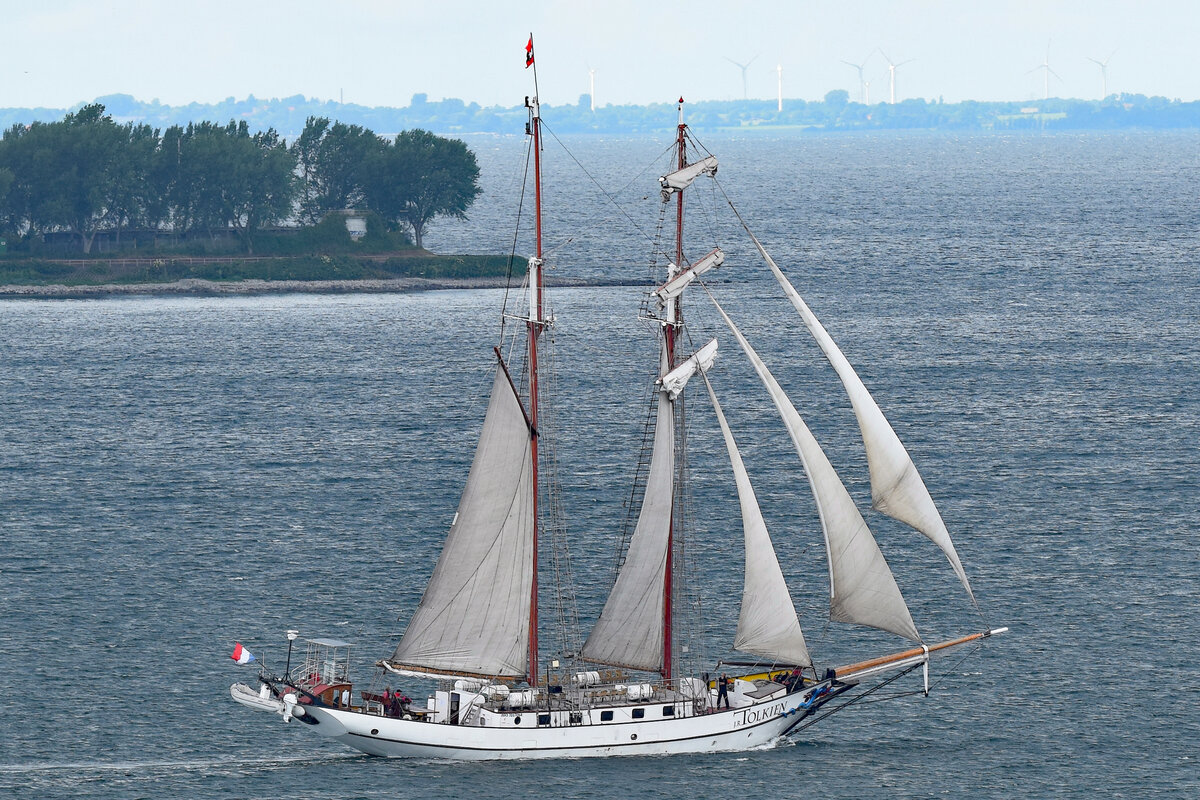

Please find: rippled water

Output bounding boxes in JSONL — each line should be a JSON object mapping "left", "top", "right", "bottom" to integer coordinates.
{"left": 1, "top": 131, "right": 1198, "bottom": 798}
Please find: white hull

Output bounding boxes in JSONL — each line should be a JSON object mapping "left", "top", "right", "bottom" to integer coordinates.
{"left": 294, "top": 689, "right": 820, "bottom": 760}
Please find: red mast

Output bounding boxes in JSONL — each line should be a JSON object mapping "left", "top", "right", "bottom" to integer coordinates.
{"left": 525, "top": 38, "right": 543, "bottom": 688}
{"left": 662, "top": 97, "right": 687, "bottom": 683}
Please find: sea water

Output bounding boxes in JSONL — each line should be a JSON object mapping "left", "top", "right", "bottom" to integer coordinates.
{"left": 0, "top": 131, "right": 1197, "bottom": 798}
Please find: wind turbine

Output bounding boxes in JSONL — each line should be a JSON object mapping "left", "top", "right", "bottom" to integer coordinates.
{"left": 879, "top": 50, "right": 913, "bottom": 104}
{"left": 776, "top": 62, "right": 783, "bottom": 111}
{"left": 588, "top": 66, "right": 596, "bottom": 111}
{"left": 726, "top": 54, "right": 759, "bottom": 100}
{"left": 1087, "top": 51, "right": 1116, "bottom": 99}
{"left": 1028, "top": 42, "right": 1061, "bottom": 101}
{"left": 841, "top": 55, "right": 872, "bottom": 103}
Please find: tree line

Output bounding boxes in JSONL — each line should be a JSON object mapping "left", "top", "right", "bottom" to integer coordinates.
{"left": 0, "top": 104, "right": 481, "bottom": 254}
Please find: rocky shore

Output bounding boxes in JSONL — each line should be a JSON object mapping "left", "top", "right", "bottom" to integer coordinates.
{"left": 0, "top": 275, "right": 634, "bottom": 300}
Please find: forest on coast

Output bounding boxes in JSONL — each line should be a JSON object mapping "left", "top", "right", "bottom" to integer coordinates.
{"left": 0, "top": 105, "right": 482, "bottom": 257}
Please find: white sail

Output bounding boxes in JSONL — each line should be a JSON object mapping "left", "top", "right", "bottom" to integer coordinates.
{"left": 712, "top": 299, "right": 920, "bottom": 642}
{"left": 581, "top": 390, "right": 675, "bottom": 671}
{"left": 702, "top": 373, "right": 811, "bottom": 667}
{"left": 390, "top": 367, "right": 535, "bottom": 678}
{"left": 659, "top": 155, "right": 719, "bottom": 200}
{"left": 745, "top": 230, "right": 974, "bottom": 603}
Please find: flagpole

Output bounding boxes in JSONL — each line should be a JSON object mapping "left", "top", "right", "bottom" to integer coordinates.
{"left": 529, "top": 32, "right": 540, "bottom": 105}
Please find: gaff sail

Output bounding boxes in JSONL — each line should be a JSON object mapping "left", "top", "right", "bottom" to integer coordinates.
{"left": 389, "top": 366, "right": 535, "bottom": 678}
{"left": 581, "top": 390, "right": 675, "bottom": 671}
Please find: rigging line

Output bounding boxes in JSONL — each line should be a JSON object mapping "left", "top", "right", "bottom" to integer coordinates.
{"left": 501, "top": 134, "right": 536, "bottom": 346}
{"left": 790, "top": 662, "right": 921, "bottom": 733}
{"left": 539, "top": 119, "right": 673, "bottom": 246}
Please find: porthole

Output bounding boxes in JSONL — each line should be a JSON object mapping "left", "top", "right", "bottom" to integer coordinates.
{"left": 370, "top": 728, "right": 379, "bottom": 735}
{"left": 513, "top": 716, "right": 522, "bottom": 725}
{"left": 630, "top": 733, "right": 638, "bottom": 741}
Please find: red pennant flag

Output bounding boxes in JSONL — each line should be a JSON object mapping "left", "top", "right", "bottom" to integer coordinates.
{"left": 525, "top": 36, "right": 535, "bottom": 68}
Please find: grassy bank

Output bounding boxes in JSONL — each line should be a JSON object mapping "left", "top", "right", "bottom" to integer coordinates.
{"left": 0, "top": 252, "right": 524, "bottom": 286}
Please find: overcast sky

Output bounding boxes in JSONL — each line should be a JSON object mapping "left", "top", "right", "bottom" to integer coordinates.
{"left": 3, "top": 1, "right": 1196, "bottom": 110}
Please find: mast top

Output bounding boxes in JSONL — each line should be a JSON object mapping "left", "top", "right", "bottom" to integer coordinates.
{"left": 677, "top": 97, "right": 685, "bottom": 126}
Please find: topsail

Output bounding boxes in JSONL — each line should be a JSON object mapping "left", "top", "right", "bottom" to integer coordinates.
{"left": 659, "top": 156, "right": 719, "bottom": 200}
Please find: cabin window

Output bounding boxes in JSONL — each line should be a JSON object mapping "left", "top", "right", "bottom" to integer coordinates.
{"left": 538, "top": 713, "right": 551, "bottom": 726}
{"left": 600, "top": 710, "right": 614, "bottom": 722}
{"left": 662, "top": 706, "right": 674, "bottom": 717}
{"left": 632, "top": 708, "right": 645, "bottom": 719}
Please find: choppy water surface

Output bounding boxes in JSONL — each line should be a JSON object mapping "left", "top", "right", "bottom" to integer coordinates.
{"left": 1, "top": 131, "right": 1197, "bottom": 798}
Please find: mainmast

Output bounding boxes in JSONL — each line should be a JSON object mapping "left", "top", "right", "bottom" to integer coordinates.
{"left": 662, "top": 97, "right": 687, "bottom": 682}
{"left": 525, "top": 35, "right": 544, "bottom": 687}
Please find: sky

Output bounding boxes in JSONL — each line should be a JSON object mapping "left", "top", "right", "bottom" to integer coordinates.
{"left": 2, "top": 0, "right": 1197, "bottom": 110}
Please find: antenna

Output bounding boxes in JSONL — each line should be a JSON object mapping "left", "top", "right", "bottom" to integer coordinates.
{"left": 1087, "top": 50, "right": 1116, "bottom": 99}
{"left": 725, "top": 54, "right": 760, "bottom": 100}
{"left": 1027, "top": 41, "right": 1062, "bottom": 101}
{"left": 841, "top": 54, "right": 872, "bottom": 103}
{"left": 878, "top": 50, "right": 914, "bottom": 104}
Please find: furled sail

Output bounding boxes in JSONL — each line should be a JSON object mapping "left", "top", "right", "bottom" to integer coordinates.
{"left": 659, "top": 155, "right": 719, "bottom": 200}
{"left": 712, "top": 298, "right": 920, "bottom": 642}
{"left": 389, "top": 366, "right": 535, "bottom": 678}
{"left": 660, "top": 338, "right": 718, "bottom": 400}
{"left": 745, "top": 230, "right": 974, "bottom": 603}
{"left": 581, "top": 390, "right": 676, "bottom": 671}
{"left": 653, "top": 248, "right": 725, "bottom": 305}
{"left": 701, "top": 373, "right": 811, "bottom": 667}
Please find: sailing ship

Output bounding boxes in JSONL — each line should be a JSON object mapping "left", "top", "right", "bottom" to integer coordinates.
{"left": 230, "top": 42, "right": 1005, "bottom": 760}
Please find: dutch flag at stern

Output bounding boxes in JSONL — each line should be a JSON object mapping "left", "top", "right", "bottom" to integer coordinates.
{"left": 231, "top": 642, "right": 256, "bottom": 665}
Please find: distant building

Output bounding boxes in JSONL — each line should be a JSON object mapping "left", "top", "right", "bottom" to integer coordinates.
{"left": 326, "top": 209, "right": 369, "bottom": 241}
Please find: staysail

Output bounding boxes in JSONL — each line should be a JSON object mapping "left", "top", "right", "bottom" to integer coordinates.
{"left": 701, "top": 373, "right": 811, "bottom": 666}
{"left": 745, "top": 230, "right": 974, "bottom": 603}
{"left": 712, "top": 298, "right": 920, "bottom": 642}
{"left": 581, "top": 390, "right": 675, "bottom": 671}
{"left": 389, "top": 366, "right": 535, "bottom": 678}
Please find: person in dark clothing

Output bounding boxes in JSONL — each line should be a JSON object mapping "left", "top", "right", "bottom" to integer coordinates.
{"left": 717, "top": 673, "right": 731, "bottom": 708}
